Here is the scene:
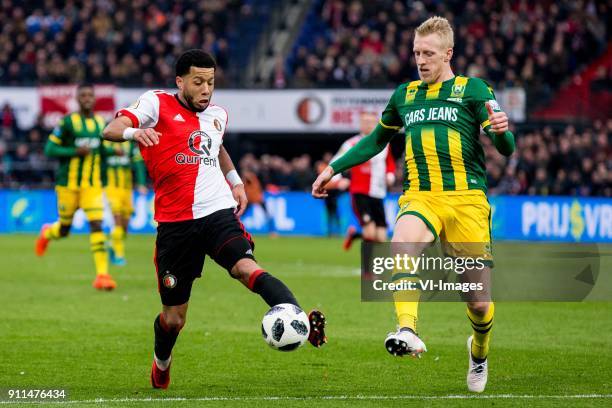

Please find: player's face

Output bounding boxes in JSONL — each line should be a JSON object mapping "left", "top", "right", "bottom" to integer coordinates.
{"left": 177, "top": 67, "right": 215, "bottom": 112}
{"left": 77, "top": 87, "right": 95, "bottom": 112}
{"left": 359, "top": 112, "right": 378, "bottom": 135}
{"left": 413, "top": 33, "right": 452, "bottom": 84}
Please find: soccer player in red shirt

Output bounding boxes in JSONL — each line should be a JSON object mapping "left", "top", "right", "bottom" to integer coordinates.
{"left": 331, "top": 111, "right": 396, "bottom": 250}
{"left": 103, "top": 50, "right": 326, "bottom": 389}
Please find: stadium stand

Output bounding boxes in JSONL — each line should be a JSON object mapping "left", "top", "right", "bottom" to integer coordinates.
{"left": 287, "top": 0, "right": 610, "bottom": 111}
{"left": 0, "top": 0, "right": 610, "bottom": 197}
{"left": 0, "top": 0, "right": 274, "bottom": 87}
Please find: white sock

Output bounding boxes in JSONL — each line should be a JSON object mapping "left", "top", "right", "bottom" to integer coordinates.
{"left": 154, "top": 354, "right": 171, "bottom": 371}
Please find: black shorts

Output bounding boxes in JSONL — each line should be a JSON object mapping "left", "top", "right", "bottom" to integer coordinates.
{"left": 351, "top": 193, "right": 387, "bottom": 228}
{"left": 154, "top": 208, "right": 255, "bottom": 306}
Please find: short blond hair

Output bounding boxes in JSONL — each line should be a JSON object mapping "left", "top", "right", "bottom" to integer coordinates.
{"left": 415, "top": 16, "right": 454, "bottom": 49}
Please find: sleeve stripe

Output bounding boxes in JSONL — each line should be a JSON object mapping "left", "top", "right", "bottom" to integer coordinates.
{"left": 49, "top": 135, "right": 62, "bottom": 144}
{"left": 379, "top": 120, "right": 401, "bottom": 130}
{"left": 116, "top": 109, "right": 140, "bottom": 128}
{"left": 481, "top": 119, "right": 490, "bottom": 128}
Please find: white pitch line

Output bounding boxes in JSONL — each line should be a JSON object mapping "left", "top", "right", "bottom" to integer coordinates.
{"left": 1, "top": 394, "right": 612, "bottom": 405}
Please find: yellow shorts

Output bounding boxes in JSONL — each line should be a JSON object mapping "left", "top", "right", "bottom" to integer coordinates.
{"left": 397, "top": 190, "right": 493, "bottom": 261}
{"left": 56, "top": 186, "right": 105, "bottom": 225}
{"left": 105, "top": 187, "right": 134, "bottom": 217}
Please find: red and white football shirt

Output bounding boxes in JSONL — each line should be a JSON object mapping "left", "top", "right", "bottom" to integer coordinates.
{"left": 332, "top": 134, "right": 396, "bottom": 199}
{"left": 117, "top": 90, "right": 236, "bottom": 222}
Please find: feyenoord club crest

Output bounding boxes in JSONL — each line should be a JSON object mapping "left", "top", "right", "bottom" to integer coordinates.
{"left": 188, "top": 130, "right": 212, "bottom": 156}
{"left": 163, "top": 272, "right": 177, "bottom": 289}
{"left": 213, "top": 118, "right": 222, "bottom": 132}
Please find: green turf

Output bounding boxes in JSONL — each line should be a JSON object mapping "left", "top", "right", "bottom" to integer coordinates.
{"left": 0, "top": 235, "right": 611, "bottom": 407}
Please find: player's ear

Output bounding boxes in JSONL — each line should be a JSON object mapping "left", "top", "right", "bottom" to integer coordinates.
{"left": 176, "top": 76, "right": 184, "bottom": 91}
{"left": 444, "top": 48, "right": 453, "bottom": 63}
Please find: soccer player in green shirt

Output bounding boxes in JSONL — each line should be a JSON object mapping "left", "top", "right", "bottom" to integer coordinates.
{"left": 35, "top": 84, "right": 117, "bottom": 291}
{"left": 104, "top": 139, "right": 147, "bottom": 266}
{"left": 313, "top": 16, "right": 515, "bottom": 393}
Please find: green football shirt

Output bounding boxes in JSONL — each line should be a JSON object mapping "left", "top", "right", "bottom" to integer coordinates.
{"left": 46, "top": 112, "right": 108, "bottom": 188}
{"left": 380, "top": 75, "right": 500, "bottom": 193}
{"left": 104, "top": 140, "right": 147, "bottom": 190}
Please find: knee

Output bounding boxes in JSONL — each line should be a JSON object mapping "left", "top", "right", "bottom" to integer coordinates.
{"left": 362, "top": 224, "right": 375, "bottom": 240}
{"left": 362, "top": 230, "right": 376, "bottom": 241}
{"left": 163, "top": 313, "right": 186, "bottom": 332}
{"left": 467, "top": 301, "right": 491, "bottom": 316}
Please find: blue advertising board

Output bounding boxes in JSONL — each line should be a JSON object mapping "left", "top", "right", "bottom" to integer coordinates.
{"left": 0, "top": 190, "right": 610, "bottom": 243}
{"left": 489, "top": 195, "right": 612, "bottom": 242}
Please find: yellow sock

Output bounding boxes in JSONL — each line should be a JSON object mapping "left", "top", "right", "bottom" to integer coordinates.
{"left": 394, "top": 300, "right": 419, "bottom": 331}
{"left": 90, "top": 231, "right": 109, "bottom": 276}
{"left": 111, "top": 226, "right": 126, "bottom": 258}
{"left": 392, "top": 272, "right": 420, "bottom": 332}
{"left": 43, "top": 222, "right": 62, "bottom": 240}
{"left": 467, "top": 302, "right": 494, "bottom": 360}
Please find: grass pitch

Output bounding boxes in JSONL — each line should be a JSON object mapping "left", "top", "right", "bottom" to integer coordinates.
{"left": 0, "top": 235, "right": 611, "bottom": 407}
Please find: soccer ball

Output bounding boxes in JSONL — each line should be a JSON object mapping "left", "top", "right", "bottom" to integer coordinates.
{"left": 261, "top": 303, "right": 310, "bottom": 351}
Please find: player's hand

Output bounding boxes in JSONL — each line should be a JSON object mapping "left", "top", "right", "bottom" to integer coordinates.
{"left": 232, "top": 184, "right": 248, "bottom": 217}
{"left": 114, "top": 146, "right": 125, "bottom": 156}
{"left": 75, "top": 146, "right": 90, "bottom": 156}
{"left": 386, "top": 172, "right": 396, "bottom": 187}
{"left": 134, "top": 128, "right": 162, "bottom": 147}
{"left": 137, "top": 185, "right": 148, "bottom": 195}
{"left": 312, "top": 166, "right": 334, "bottom": 198}
{"left": 485, "top": 101, "right": 509, "bottom": 134}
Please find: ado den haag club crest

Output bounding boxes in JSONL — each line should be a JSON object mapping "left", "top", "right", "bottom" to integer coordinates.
{"left": 451, "top": 84, "right": 465, "bottom": 97}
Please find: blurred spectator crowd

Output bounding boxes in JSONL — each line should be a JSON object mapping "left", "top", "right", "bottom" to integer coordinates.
{"left": 1, "top": 98, "right": 610, "bottom": 197}
{"left": 238, "top": 120, "right": 612, "bottom": 197}
{"left": 485, "top": 120, "right": 611, "bottom": 197}
{"left": 0, "top": 0, "right": 240, "bottom": 87}
{"left": 2, "top": 0, "right": 609, "bottom": 98}
{"left": 282, "top": 0, "right": 610, "bottom": 108}
{"left": 0, "top": 0, "right": 610, "bottom": 197}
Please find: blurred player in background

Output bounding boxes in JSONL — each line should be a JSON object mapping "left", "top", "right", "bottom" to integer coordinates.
{"left": 331, "top": 111, "right": 396, "bottom": 250}
{"left": 35, "top": 83, "right": 117, "bottom": 291}
{"left": 240, "top": 161, "right": 276, "bottom": 235}
{"left": 103, "top": 49, "right": 327, "bottom": 390}
{"left": 104, "top": 140, "right": 147, "bottom": 265}
{"left": 316, "top": 154, "right": 341, "bottom": 236}
{"left": 313, "top": 17, "right": 515, "bottom": 393}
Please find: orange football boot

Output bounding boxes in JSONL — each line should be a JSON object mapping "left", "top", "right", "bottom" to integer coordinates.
{"left": 35, "top": 224, "right": 52, "bottom": 257}
{"left": 343, "top": 226, "right": 358, "bottom": 251}
{"left": 92, "top": 274, "right": 117, "bottom": 291}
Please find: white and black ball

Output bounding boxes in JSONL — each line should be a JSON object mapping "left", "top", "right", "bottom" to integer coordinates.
{"left": 261, "top": 303, "right": 310, "bottom": 351}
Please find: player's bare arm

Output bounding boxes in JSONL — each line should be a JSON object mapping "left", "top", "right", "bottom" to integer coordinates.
{"left": 102, "top": 115, "right": 161, "bottom": 146}
{"left": 312, "top": 165, "right": 334, "bottom": 198}
{"left": 312, "top": 122, "right": 396, "bottom": 199}
{"left": 75, "top": 146, "right": 91, "bottom": 157}
{"left": 219, "top": 145, "right": 247, "bottom": 217}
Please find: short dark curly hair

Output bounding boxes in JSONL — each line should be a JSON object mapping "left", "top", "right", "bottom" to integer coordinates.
{"left": 175, "top": 49, "right": 217, "bottom": 77}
